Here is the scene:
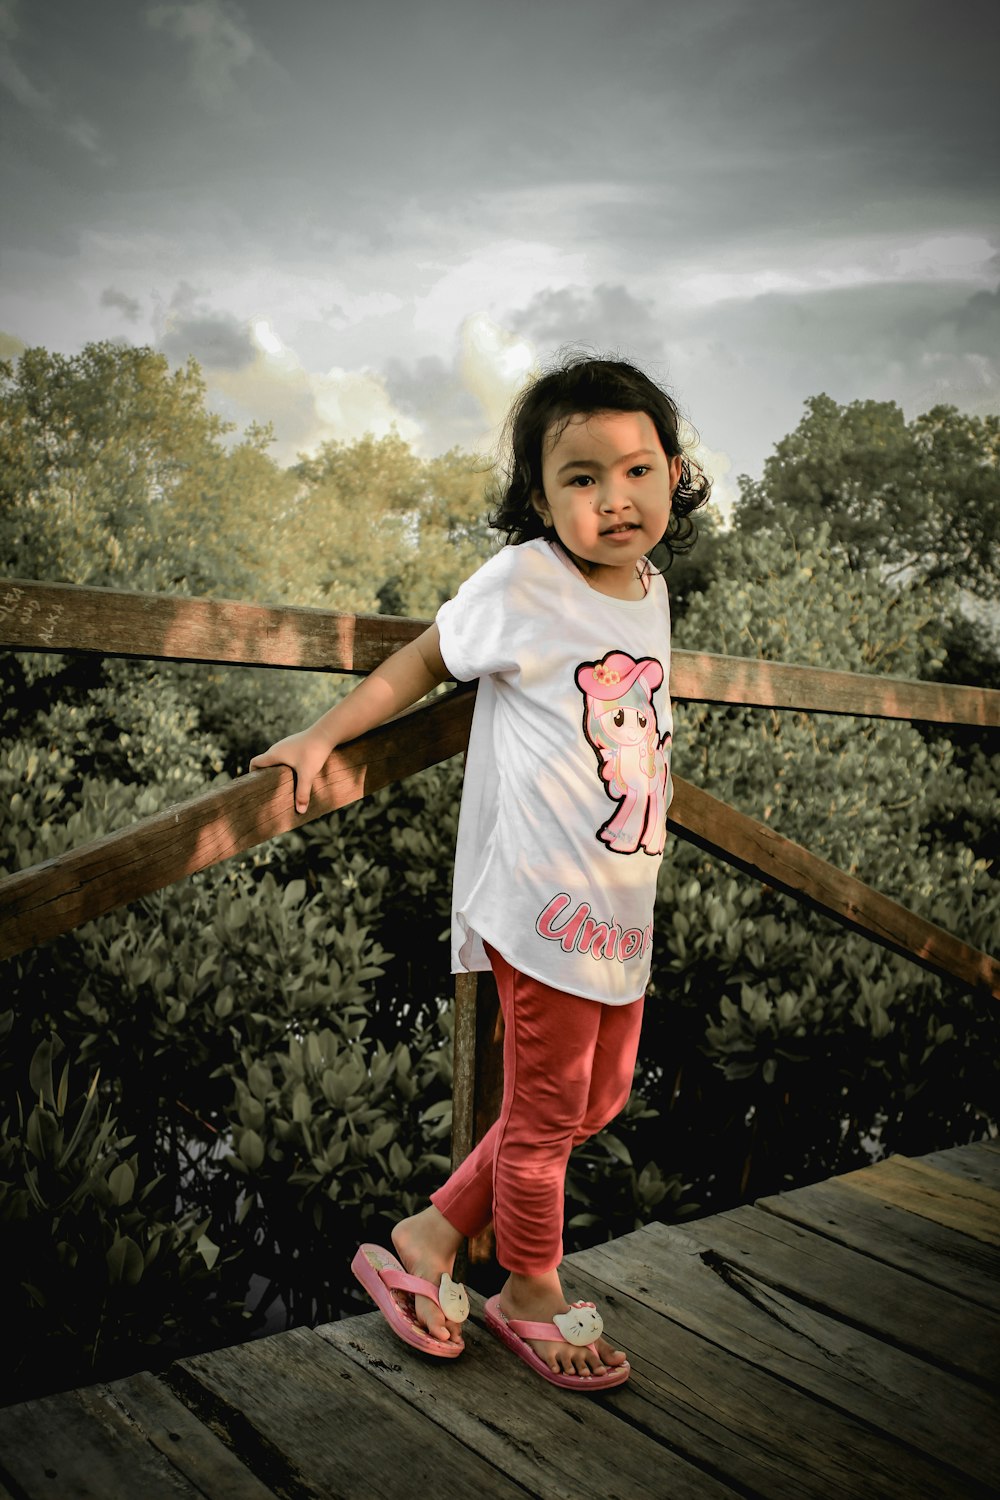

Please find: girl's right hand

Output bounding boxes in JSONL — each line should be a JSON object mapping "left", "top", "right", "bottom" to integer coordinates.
{"left": 248, "top": 729, "right": 333, "bottom": 816}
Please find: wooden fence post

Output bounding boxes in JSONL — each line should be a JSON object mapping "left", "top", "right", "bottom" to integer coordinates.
{"left": 451, "top": 969, "right": 504, "bottom": 1265}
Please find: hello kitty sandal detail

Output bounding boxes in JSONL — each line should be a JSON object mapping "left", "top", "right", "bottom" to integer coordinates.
{"left": 352, "top": 1244, "right": 469, "bottom": 1357}
{"left": 483, "top": 1295, "right": 630, "bottom": 1391}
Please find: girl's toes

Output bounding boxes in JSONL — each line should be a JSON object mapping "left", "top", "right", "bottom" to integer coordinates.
{"left": 597, "top": 1337, "right": 626, "bottom": 1367}
{"left": 415, "top": 1294, "right": 452, "bottom": 1343}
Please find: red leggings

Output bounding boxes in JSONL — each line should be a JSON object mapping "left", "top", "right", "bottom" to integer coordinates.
{"left": 431, "top": 944, "right": 644, "bottom": 1275}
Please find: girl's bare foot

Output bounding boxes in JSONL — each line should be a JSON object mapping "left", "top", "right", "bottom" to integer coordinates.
{"left": 498, "top": 1268, "right": 628, "bottom": 1378}
{"left": 391, "top": 1206, "right": 467, "bottom": 1347}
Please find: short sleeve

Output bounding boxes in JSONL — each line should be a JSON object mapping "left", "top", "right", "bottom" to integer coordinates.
{"left": 435, "top": 548, "right": 529, "bottom": 682}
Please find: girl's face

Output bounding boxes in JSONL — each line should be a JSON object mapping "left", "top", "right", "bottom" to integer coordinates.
{"left": 532, "top": 409, "right": 681, "bottom": 598}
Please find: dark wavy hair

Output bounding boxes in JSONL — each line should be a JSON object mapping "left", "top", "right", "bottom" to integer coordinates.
{"left": 489, "top": 353, "right": 711, "bottom": 560}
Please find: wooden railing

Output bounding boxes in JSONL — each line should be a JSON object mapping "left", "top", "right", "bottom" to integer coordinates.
{"left": 2, "top": 576, "right": 999, "bottom": 1176}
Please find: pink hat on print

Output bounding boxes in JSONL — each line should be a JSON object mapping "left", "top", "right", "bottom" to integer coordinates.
{"left": 575, "top": 651, "right": 663, "bottom": 701}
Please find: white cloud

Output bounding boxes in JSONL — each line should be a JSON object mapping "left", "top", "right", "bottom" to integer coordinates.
{"left": 459, "top": 313, "right": 536, "bottom": 433}
{"left": 252, "top": 318, "right": 282, "bottom": 356}
{"left": 324, "top": 292, "right": 406, "bottom": 326}
{"left": 691, "top": 441, "right": 737, "bottom": 526}
{"left": 670, "top": 233, "right": 998, "bottom": 310}
{"left": 888, "top": 235, "right": 996, "bottom": 281}
{"left": 205, "top": 330, "right": 423, "bottom": 464}
{"left": 412, "top": 241, "right": 589, "bottom": 348}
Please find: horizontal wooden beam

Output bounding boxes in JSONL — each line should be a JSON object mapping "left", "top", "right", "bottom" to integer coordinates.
{"left": 0, "top": 689, "right": 475, "bottom": 963}
{"left": 667, "top": 775, "right": 1000, "bottom": 1000}
{"left": 2, "top": 578, "right": 996, "bottom": 726}
{"left": 669, "top": 651, "right": 997, "bottom": 728}
{"left": 0, "top": 577, "right": 421, "bottom": 676}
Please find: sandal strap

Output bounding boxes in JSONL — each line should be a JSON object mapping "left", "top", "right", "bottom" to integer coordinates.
{"left": 380, "top": 1266, "right": 444, "bottom": 1304}
{"left": 505, "top": 1316, "right": 564, "bottom": 1342}
{"left": 507, "top": 1301, "right": 605, "bottom": 1347}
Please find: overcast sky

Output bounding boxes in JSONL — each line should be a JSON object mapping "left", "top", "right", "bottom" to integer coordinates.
{"left": 1, "top": 0, "right": 997, "bottom": 515}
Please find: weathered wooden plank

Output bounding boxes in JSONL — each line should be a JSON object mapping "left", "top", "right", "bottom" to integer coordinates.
{"left": 836, "top": 1155, "right": 1000, "bottom": 1246}
{"left": 669, "top": 648, "right": 999, "bottom": 727}
{"left": 166, "top": 1323, "right": 526, "bottom": 1500}
{"left": 0, "top": 577, "right": 422, "bottom": 676}
{"left": 4, "top": 577, "right": 997, "bottom": 724}
{"left": 450, "top": 972, "right": 481, "bottom": 1171}
{"left": 451, "top": 969, "right": 503, "bottom": 1265}
{"left": 913, "top": 1140, "right": 1000, "bottom": 1191}
{"left": 99, "top": 1371, "right": 278, "bottom": 1500}
{"left": 683, "top": 1203, "right": 1000, "bottom": 1385}
{"left": 668, "top": 774, "right": 1000, "bottom": 998}
{"left": 0, "top": 689, "right": 474, "bottom": 962}
{"left": 756, "top": 1177, "right": 1000, "bottom": 1312}
{"left": 879, "top": 1153, "right": 1000, "bottom": 1211}
{"left": 565, "top": 1225, "right": 1000, "bottom": 1495}
{"left": 320, "top": 1304, "right": 740, "bottom": 1500}
{"left": 555, "top": 1261, "right": 972, "bottom": 1500}
{"left": 0, "top": 1384, "right": 205, "bottom": 1500}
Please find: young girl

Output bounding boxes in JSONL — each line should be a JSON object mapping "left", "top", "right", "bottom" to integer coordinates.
{"left": 250, "top": 355, "right": 710, "bottom": 1391}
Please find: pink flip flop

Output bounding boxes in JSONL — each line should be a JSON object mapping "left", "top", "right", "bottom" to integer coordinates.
{"left": 483, "top": 1294, "right": 630, "bottom": 1391}
{"left": 351, "top": 1243, "right": 470, "bottom": 1358}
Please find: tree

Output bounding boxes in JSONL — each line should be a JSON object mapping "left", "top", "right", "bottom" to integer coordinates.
{"left": 284, "top": 432, "right": 427, "bottom": 614}
{"left": 732, "top": 395, "right": 1000, "bottom": 600}
{"left": 388, "top": 447, "right": 494, "bottom": 617}
{"left": 283, "top": 434, "right": 491, "bottom": 617}
{"left": 0, "top": 343, "right": 291, "bottom": 600}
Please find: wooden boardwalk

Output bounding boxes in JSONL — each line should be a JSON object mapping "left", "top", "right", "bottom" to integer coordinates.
{"left": 1, "top": 1141, "right": 998, "bottom": 1499}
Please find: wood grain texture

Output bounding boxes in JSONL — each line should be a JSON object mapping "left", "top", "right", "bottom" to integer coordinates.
{"left": 319, "top": 1308, "right": 738, "bottom": 1500}
{"left": 835, "top": 1155, "right": 1000, "bottom": 1245}
{"left": 166, "top": 1324, "right": 525, "bottom": 1500}
{"left": 558, "top": 1266, "right": 982, "bottom": 1500}
{"left": 3, "top": 577, "right": 996, "bottom": 722}
{"left": 0, "top": 1384, "right": 204, "bottom": 1500}
{"left": 565, "top": 1221, "right": 999, "bottom": 1495}
{"left": 3, "top": 724, "right": 994, "bottom": 1010}
{"left": 101, "top": 1372, "right": 278, "bottom": 1500}
{"left": 683, "top": 1203, "right": 1000, "bottom": 1385}
{"left": 0, "top": 577, "right": 422, "bottom": 675}
{"left": 669, "top": 647, "right": 998, "bottom": 726}
{"left": 756, "top": 1175, "right": 1000, "bottom": 1311}
{"left": 3, "top": 582, "right": 995, "bottom": 998}
{"left": 2, "top": 1145, "right": 997, "bottom": 1500}
{"left": 911, "top": 1140, "right": 1000, "bottom": 1191}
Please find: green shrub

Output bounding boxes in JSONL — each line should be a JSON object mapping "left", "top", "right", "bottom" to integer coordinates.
{"left": 0, "top": 1028, "right": 240, "bottom": 1405}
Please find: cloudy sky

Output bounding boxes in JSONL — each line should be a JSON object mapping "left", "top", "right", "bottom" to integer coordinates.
{"left": 1, "top": 0, "right": 997, "bottom": 515}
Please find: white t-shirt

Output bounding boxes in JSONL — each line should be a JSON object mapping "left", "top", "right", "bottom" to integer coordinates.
{"left": 436, "top": 539, "right": 673, "bottom": 1005}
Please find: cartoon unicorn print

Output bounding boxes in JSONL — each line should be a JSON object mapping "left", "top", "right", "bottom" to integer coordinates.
{"left": 576, "top": 651, "right": 670, "bottom": 857}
